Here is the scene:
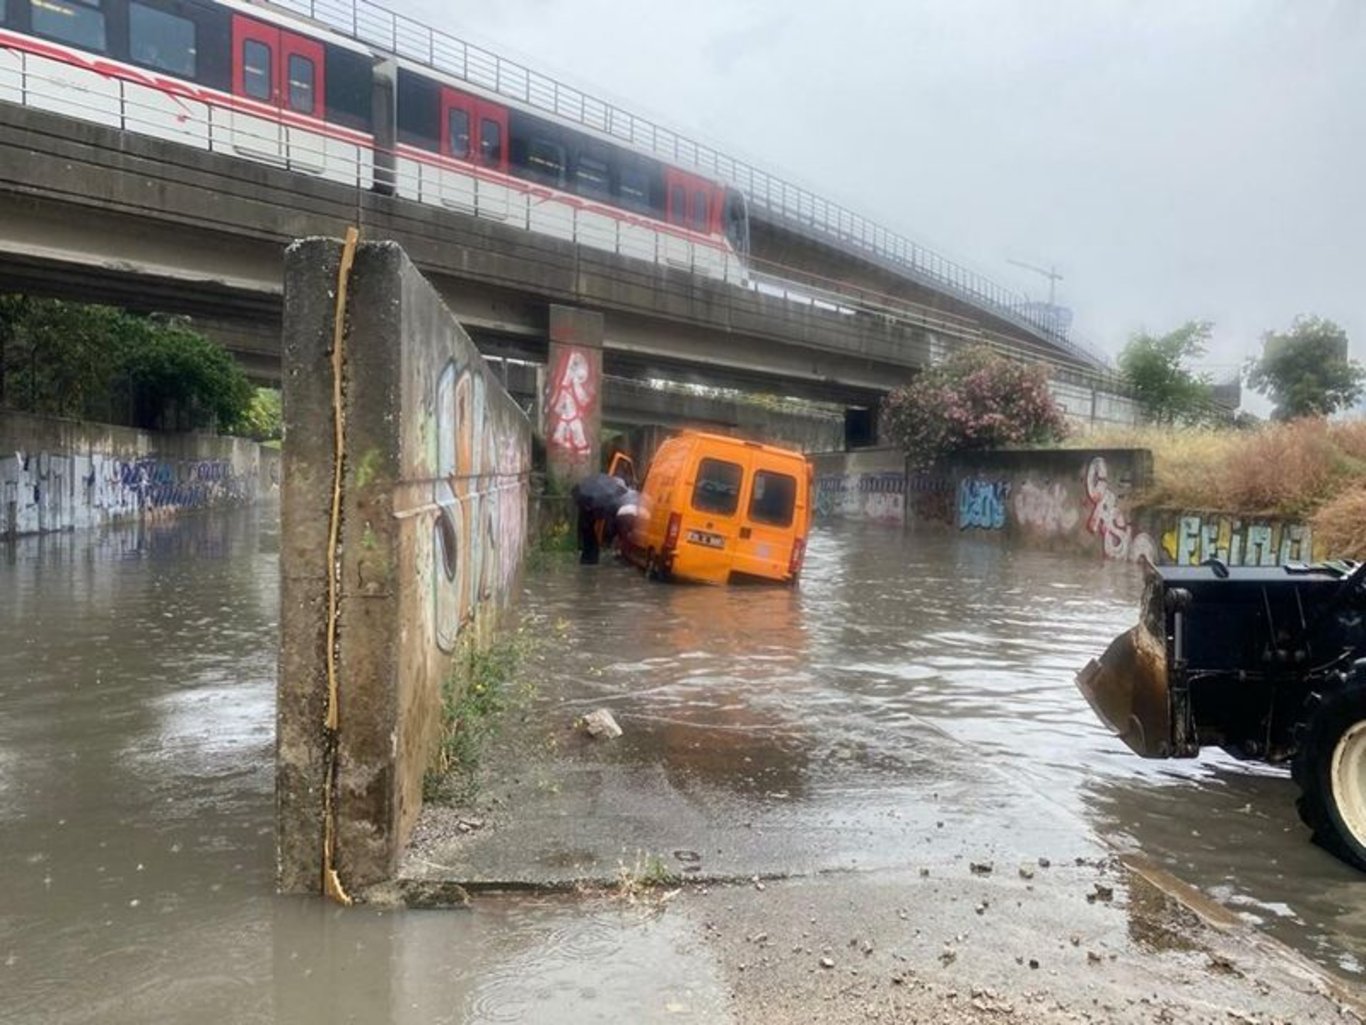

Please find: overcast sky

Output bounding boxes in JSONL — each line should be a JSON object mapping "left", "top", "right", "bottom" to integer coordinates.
{"left": 401, "top": 0, "right": 1362, "bottom": 403}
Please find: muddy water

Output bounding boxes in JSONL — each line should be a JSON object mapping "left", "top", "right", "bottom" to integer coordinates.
{"left": 0, "top": 509, "right": 725, "bottom": 1025}
{"left": 0, "top": 510, "right": 1361, "bottom": 1025}
{"left": 522, "top": 522, "right": 1366, "bottom": 978}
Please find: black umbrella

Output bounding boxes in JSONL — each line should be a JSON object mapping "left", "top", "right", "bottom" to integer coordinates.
{"left": 572, "top": 473, "right": 629, "bottom": 515}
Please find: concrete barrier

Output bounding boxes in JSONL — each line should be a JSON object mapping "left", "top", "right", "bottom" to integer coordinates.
{"left": 0, "top": 410, "right": 270, "bottom": 537}
{"left": 277, "top": 238, "right": 531, "bottom": 894}
{"left": 812, "top": 446, "right": 1324, "bottom": 567}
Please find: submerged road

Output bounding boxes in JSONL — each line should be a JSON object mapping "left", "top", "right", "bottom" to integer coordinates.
{"left": 0, "top": 508, "right": 1362, "bottom": 1023}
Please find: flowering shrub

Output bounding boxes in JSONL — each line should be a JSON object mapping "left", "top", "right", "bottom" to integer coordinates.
{"left": 882, "top": 346, "right": 1069, "bottom": 468}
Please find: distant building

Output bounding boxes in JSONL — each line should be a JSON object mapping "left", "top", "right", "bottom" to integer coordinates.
{"left": 1210, "top": 375, "right": 1242, "bottom": 412}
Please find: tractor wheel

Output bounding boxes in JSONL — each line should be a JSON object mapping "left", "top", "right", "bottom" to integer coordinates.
{"left": 1294, "top": 683, "right": 1366, "bottom": 872}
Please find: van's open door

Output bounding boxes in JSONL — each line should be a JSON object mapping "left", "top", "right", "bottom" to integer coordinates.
{"left": 608, "top": 452, "right": 637, "bottom": 489}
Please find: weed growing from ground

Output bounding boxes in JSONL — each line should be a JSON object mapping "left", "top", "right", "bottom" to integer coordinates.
{"left": 423, "top": 629, "right": 535, "bottom": 804}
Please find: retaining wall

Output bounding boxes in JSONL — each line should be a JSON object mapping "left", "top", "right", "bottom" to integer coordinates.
{"left": 812, "top": 446, "right": 1321, "bottom": 566}
{"left": 278, "top": 239, "right": 532, "bottom": 894}
{"left": 0, "top": 410, "right": 272, "bottom": 537}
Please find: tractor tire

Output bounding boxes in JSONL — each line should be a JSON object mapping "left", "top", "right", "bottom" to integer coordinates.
{"left": 1293, "top": 683, "right": 1366, "bottom": 872}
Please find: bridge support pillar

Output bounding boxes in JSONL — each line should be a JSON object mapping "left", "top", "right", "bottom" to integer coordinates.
{"left": 543, "top": 305, "right": 604, "bottom": 487}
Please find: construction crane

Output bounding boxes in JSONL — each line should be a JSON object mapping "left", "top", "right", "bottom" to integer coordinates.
{"left": 1007, "top": 258, "right": 1064, "bottom": 306}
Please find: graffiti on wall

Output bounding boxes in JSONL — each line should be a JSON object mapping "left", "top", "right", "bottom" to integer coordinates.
{"left": 423, "top": 357, "right": 530, "bottom": 654}
{"left": 814, "top": 471, "right": 905, "bottom": 523}
{"left": 957, "top": 478, "right": 1009, "bottom": 530}
{"left": 1083, "top": 457, "right": 1155, "bottom": 563}
{"left": 1012, "top": 480, "right": 1080, "bottom": 535}
{"left": 545, "top": 346, "right": 597, "bottom": 459}
{"left": 1160, "top": 516, "right": 1318, "bottom": 567}
{"left": 0, "top": 448, "right": 252, "bottom": 537}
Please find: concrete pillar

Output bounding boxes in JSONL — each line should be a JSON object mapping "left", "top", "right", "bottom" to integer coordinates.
{"left": 278, "top": 238, "right": 531, "bottom": 895}
{"left": 542, "top": 305, "right": 603, "bottom": 487}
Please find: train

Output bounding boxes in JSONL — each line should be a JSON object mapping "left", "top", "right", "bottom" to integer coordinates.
{"left": 0, "top": 0, "right": 751, "bottom": 283}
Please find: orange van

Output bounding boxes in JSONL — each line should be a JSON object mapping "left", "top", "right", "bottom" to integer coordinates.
{"left": 618, "top": 431, "right": 812, "bottom": 586}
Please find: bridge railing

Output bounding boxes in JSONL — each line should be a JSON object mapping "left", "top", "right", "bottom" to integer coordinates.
{"left": 264, "top": 0, "right": 1110, "bottom": 368}
{"left": 11, "top": 53, "right": 1128, "bottom": 393}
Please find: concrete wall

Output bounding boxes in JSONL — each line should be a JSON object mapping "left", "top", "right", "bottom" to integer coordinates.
{"left": 812, "top": 447, "right": 909, "bottom": 525}
{"left": 812, "top": 445, "right": 1322, "bottom": 567}
{"left": 278, "top": 239, "right": 531, "bottom": 894}
{"left": 1047, "top": 376, "right": 1141, "bottom": 428}
{"left": 0, "top": 410, "right": 270, "bottom": 537}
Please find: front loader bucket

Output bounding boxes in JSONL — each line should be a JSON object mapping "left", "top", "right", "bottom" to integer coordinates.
{"left": 1076, "top": 622, "right": 1173, "bottom": 758}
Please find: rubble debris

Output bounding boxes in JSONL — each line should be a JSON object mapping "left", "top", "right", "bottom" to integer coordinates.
{"left": 581, "top": 709, "right": 623, "bottom": 739}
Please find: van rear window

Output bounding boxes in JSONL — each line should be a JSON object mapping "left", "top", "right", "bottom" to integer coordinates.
{"left": 692, "top": 458, "right": 742, "bottom": 515}
{"left": 749, "top": 470, "right": 796, "bottom": 527}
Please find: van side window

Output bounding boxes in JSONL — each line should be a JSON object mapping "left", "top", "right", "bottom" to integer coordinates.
{"left": 692, "top": 458, "right": 742, "bottom": 516}
{"left": 749, "top": 470, "right": 796, "bottom": 527}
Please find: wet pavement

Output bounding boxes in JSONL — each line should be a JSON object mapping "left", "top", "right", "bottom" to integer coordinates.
{"left": 413, "top": 523, "right": 1366, "bottom": 982}
{"left": 1, "top": 508, "right": 1363, "bottom": 1023}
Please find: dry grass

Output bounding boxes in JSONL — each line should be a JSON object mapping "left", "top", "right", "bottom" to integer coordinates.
{"left": 1310, "top": 487, "right": 1366, "bottom": 561}
{"left": 1064, "top": 419, "right": 1366, "bottom": 520}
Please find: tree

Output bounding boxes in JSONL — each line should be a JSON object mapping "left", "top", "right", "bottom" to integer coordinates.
{"left": 881, "top": 345, "right": 1069, "bottom": 468}
{"left": 0, "top": 296, "right": 254, "bottom": 432}
{"left": 1117, "top": 320, "right": 1215, "bottom": 424}
{"left": 238, "top": 387, "right": 283, "bottom": 442}
{"left": 1247, "top": 316, "right": 1363, "bottom": 420}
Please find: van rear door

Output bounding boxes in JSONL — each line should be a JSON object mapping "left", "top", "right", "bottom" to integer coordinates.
{"left": 675, "top": 451, "right": 746, "bottom": 583}
{"left": 732, "top": 458, "right": 805, "bottom": 582}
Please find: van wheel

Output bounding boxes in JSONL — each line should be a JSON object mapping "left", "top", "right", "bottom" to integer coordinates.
{"left": 1294, "top": 683, "right": 1366, "bottom": 872}
{"left": 645, "top": 549, "right": 663, "bottom": 581}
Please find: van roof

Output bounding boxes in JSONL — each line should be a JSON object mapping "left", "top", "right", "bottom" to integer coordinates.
{"left": 673, "top": 430, "right": 809, "bottom": 462}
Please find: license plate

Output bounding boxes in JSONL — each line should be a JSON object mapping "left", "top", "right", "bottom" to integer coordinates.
{"left": 685, "top": 529, "right": 725, "bottom": 549}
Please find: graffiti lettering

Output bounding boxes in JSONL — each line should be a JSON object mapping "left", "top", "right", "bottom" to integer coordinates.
{"left": 1083, "top": 457, "right": 1155, "bottom": 562}
{"left": 957, "top": 478, "right": 1009, "bottom": 531}
{"left": 546, "top": 347, "right": 597, "bottom": 458}
{"left": 1012, "top": 480, "right": 1079, "bottom": 535}
{"left": 1161, "top": 515, "right": 1317, "bottom": 567}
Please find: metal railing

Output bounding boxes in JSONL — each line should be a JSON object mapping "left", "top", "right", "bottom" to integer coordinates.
{"left": 9, "top": 52, "right": 1130, "bottom": 395}
{"left": 263, "top": 0, "right": 1111, "bottom": 369}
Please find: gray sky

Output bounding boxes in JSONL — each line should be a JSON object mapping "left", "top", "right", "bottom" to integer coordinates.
{"left": 402, "top": 0, "right": 1363, "bottom": 405}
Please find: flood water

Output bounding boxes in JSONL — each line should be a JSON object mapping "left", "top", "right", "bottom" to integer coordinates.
{"left": 1, "top": 507, "right": 1362, "bottom": 1023}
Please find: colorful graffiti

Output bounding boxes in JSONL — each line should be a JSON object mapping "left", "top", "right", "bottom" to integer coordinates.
{"left": 0, "top": 447, "right": 254, "bottom": 537}
{"left": 1012, "top": 480, "right": 1080, "bottom": 535}
{"left": 423, "top": 358, "right": 530, "bottom": 654}
{"left": 1083, "top": 457, "right": 1155, "bottom": 563}
{"left": 545, "top": 346, "right": 597, "bottom": 459}
{"left": 957, "top": 478, "right": 1009, "bottom": 530}
{"left": 1160, "top": 515, "right": 1318, "bottom": 567}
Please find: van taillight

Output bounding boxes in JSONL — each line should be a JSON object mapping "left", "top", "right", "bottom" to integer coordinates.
{"left": 664, "top": 512, "right": 682, "bottom": 553}
{"left": 789, "top": 537, "right": 806, "bottom": 576}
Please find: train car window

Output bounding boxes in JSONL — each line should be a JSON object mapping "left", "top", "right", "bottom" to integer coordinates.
{"left": 618, "top": 163, "right": 651, "bottom": 213}
{"left": 527, "top": 137, "right": 565, "bottom": 186}
{"left": 242, "top": 39, "right": 271, "bottom": 101}
{"left": 479, "top": 119, "right": 501, "bottom": 165}
{"left": 447, "top": 108, "right": 470, "bottom": 158}
{"left": 574, "top": 150, "right": 611, "bottom": 200}
{"left": 129, "top": 3, "right": 196, "bottom": 77}
{"left": 668, "top": 184, "right": 686, "bottom": 225}
{"left": 324, "top": 47, "right": 373, "bottom": 133}
{"left": 287, "top": 54, "right": 315, "bottom": 113}
{"left": 692, "top": 190, "right": 710, "bottom": 232}
{"left": 32, "top": 0, "right": 107, "bottom": 52}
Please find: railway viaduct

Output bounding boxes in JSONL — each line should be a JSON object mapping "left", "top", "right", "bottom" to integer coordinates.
{"left": 0, "top": 100, "right": 1134, "bottom": 423}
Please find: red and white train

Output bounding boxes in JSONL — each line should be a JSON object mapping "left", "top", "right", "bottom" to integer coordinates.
{"left": 0, "top": 0, "right": 751, "bottom": 282}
